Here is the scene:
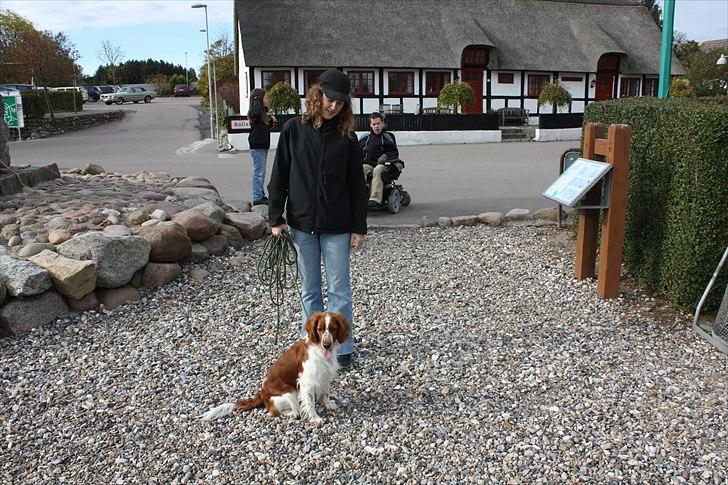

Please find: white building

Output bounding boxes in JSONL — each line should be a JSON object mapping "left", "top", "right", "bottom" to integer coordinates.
{"left": 233, "top": 0, "right": 682, "bottom": 119}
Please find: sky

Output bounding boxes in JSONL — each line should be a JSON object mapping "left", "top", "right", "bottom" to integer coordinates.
{"left": 1, "top": 0, "right": 233, "bottom": 78}
{"left": 1, "top": 0, "right": 726, "bottom": 79}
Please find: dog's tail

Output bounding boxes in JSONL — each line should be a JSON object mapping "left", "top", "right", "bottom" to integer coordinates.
{"left": 198, "top": 392, "right": 265, "bottom": 421}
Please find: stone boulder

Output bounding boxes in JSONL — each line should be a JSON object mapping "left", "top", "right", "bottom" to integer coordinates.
{"left": 145, "top": 202, "right": 183, "bottom": 217}
{"left": 199, "top": 235, "right": 228, "bottom": 256}
{"left": 505, "top": 208, "right": 531, "bottom": 221}
{"left": 67, "top": 291, "right": 98, "bottom": 312}
{"left": 224, "top": 212, "right": 267, "bottom": 240}
{"left": 218, "top": 224, "right": 245, "bottom": 250}
{"left": 48, "top": 229, "right": 72, "bottom": 244}
{"left": 18, "top": 243, "right": 56, "bottom": 258}
{"left": 57, "top": 232, "right": 150, "bottom": 288}
{"left": 80, "top": 163, "right": 106, "bottom": 175}
{"left": 139, "top": 221, "right": 192, "bottom": 262}
{"left": 533, "top": 207, "right": 563, "bottom": 221}
{"left": 103, "top": 225, "right": 132, "bottom": 237}
{"left": 0, "top": 282, "right": 5, "bottom": 304}
{"left": 479, "top": 212, "right": 504, "bottom": 226}
{"left": 189, "top": 243, "right": 209, "bottom": 263}
{"left": 177, "top": 177, "right": 217, "bottom": 190}
{"left": 97, "top": 285, "right": 140, "bottom": 310}
{"left": 190, "top": 202, "right": 225, "bottom": 223}
{"left": 142, "top": 262, "right": 181, "bottom": 287}
{"left": 171, "top": 210, "right": 219, "bottom": 242}
{"left": 0, "top": 255, "right": 52, "bottom": 296}
{"left": 452, "top": 215, "right": 480, "bottom": 226}
{"left": 0, "top": 291, "right": 69, "bottom": 335}
{"left": 171, "top": 187, "right": 222, "bottom": 206}
{"left": 420, "top": 216, "right": 438, "bottom": 227}
{"left": 28, "top": 250, "right": 96, "bottom": 300}
{"left": 125, "top": 210, "right": 150, "bottom": 225}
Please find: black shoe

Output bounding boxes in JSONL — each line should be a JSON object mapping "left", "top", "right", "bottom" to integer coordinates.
{"left": 337, "top": 353, "right": 353, "bottom": 369}
{"left": 252, "top": 196, "right": 269, "bottom": 206}
{"left": 367, "top": 199, "right": 380, "bottom": 209}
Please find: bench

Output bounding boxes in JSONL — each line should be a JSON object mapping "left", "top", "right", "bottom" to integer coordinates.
{"left": 498, "top": 107, "right": 529, "bottom": 126}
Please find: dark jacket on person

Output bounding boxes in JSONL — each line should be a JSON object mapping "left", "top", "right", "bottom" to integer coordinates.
{"left": 359, "top": 130, "right": 398, "bottom": 165}
{"left": 248, "top": 98, "right": 271, "bottom": 149}
{"left": 268, "top": 116, "right": 368, "bottom": 235}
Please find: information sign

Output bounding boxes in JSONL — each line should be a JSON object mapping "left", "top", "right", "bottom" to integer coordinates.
{"left": 543, "top": 158, "right": 611, "bottom": 207}
{"left": 2, "top": 95, "right": 24, "bottom": 129}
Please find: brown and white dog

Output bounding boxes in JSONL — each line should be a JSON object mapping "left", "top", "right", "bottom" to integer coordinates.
{"left": 200, "top": 311, "right": 349, "bottom": 424}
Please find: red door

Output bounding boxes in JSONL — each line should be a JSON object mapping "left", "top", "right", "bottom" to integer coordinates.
{"left": 595, "top": 74, "right": 614, "bottom": 101}
{"left": 461, "top": 69, "right": 483, "bottom": 114}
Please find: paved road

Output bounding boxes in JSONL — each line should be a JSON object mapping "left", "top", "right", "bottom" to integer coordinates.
{"left": 7, "top": 97, "right": 578, "bottom": 226}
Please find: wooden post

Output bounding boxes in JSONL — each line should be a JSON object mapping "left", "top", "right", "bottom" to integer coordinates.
{"left": 574, "top": 123, "right": 604, "bottom": 279}
{"left": 597, "top": 124, "right": 631, "bottom": 298}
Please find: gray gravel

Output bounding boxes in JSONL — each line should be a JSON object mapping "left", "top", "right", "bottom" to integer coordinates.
{"left": 2, "top": 223, "right": 727, "bottom": 483}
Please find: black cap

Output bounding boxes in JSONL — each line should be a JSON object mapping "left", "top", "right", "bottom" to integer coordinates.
{"left": 318, "top": 68, "right": 351, "bottom": 103}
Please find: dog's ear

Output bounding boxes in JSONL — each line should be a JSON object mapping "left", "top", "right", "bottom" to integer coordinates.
{"left": 333, "top": 312, "right": 349, "bottom": 344}
{"left": 305, "top": 312, "right": 322, "bottom": 343}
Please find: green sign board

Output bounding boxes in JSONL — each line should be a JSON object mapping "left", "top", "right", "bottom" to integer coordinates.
{"left": 2, "top": 95, "right": 24, "bottom": 129}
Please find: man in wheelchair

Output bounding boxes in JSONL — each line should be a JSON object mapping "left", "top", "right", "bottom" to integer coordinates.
{"left": 359, "top": 112, "right": 401, "bottom": 209}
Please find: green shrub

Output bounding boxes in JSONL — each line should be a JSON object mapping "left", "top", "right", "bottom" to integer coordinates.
{"left": 670, "top": 77, "right": 695, "bottom": 98}
{"left": 46, "top": 90, "right": 84, "bottom": 111}
{"left": 538, "top": 82, "right": 572, "bottom": 112}
{"left": 437, "top": 81, "right": 476, "bottom": 114}
{"left": 20, "top": 92, "right": 47, "bottom": 119}
{"left": 584, "top": 97, "right": 728, "bottom": 310}
{"left": 266, "top": 81, "right": 301, "bottom": 115}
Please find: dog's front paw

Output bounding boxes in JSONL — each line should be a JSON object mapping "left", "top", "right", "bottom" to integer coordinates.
{"left": 309, "top": 416, "right": 324, "bottom": 426}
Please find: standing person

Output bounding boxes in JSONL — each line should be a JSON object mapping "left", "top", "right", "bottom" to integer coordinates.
{"left": 359, "top": 112, "right": 399, "bottom": 208}
{"left": 248, "top": 88, "right": 274, "bottom": 206}
{"left": 268, "top": 69, "right": 367, "bottom": 368}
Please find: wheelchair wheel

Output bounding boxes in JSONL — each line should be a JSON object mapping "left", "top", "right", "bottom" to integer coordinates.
{"left": 387, "top": 188, "right": 401, "bottom": 214}
{"left": 400, "top": 191, "right": 411, "bottom": 206}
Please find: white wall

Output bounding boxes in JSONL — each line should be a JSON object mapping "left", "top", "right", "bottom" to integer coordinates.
{"left": 491, "top": 71, "right": 521, "bottom": 97}
{"left": 238, "top": 22, "right": 249, "bottom": 115}
{"left": 558, "top": 72, "right": 586, "bottom": 99}
{"left": 534, "top": 128, "right": 582, "bottom": 142}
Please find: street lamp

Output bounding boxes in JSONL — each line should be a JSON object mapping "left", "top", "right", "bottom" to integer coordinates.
{"left": 185, "top": 51, "right": 189, "bottom": 86}
{"left": 191, "top": 3, "right": 215, "bottom": 140}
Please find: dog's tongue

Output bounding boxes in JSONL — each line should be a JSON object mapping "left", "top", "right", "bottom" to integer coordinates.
{"left": 324, "top": 349, "right": 333, "bottom": 359}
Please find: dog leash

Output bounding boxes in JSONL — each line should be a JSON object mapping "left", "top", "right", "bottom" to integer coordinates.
{"left": 256, "top": 231, "right": 302, "bottom": 344}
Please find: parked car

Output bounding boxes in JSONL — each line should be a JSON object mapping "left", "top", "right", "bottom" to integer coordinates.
{"left": 1, "top": 83, "right": 35, "bottom": 92}
{"left": 100, "top": 87, "right": 157, "bottom": 105}
{"left": 0, "top": 86, "right": 21, "bottom": 97}
{"left": 52, "top": 86, "right": 89, "bottom": 102}
{"left": 174, "top": 84, "right": 191, "bottom": 97}
{"left": 83, "top": 85, "right": 101, "bottom": 102}
{"left": 96, "top": 85, "right": 116, "bottom": 95}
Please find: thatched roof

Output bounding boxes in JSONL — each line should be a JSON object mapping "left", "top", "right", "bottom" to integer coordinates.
{"left": 235, "top": 0, "right": 682, "bottom": 74}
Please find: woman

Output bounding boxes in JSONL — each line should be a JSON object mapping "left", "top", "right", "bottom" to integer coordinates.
{"left": 268, "top": 69, "right": 367, "bottom": 368}
{"left": 247, "top": 88, "right": 273, "bottom": 206}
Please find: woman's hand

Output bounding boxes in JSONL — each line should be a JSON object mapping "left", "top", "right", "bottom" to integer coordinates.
{"left": 271, "top": 224, "right": 288, "bottom": 236}
{"left": 350, "top": 233, "right": 365, "bottom": 251}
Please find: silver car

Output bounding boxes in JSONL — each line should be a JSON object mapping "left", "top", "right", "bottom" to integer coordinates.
{"left": 101, "top": 87, "right": 156, "bottom": 105}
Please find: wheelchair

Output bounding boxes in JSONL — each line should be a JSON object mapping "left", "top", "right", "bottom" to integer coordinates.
{"left": 365, "top": 157, "right": 411, "bottom": 214}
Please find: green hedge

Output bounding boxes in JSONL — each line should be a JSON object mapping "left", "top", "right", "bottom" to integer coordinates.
{"left": 584, "top": 97, "right": 728, "bottom": 310}
{"left": 19, "top": 91, "right": 84, "bottom": 119}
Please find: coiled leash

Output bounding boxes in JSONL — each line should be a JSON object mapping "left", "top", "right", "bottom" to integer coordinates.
{"left": 256, "top": 231, "right": 300, "bottom": 344}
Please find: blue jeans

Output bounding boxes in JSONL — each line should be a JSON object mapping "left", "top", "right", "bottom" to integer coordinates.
{"left": 249, "top": 149, "right": 268, "bottom": 202}
{"left": 290, "top": 227, "right": 354, "bottom": 355}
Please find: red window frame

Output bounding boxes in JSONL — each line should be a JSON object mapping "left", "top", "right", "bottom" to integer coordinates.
{"left": 425, "top": 71, "right": 450, "bottom": 96}
{"left": 527, "top": 74, "right": 550, "bottom": 97}
{"left": 642, "top": 78, "right": 658, "bottom": 97}
{"left": 497, "top": 73, "right": 514, "bottom": 84}
{"left": 620, "top": 78, "right": 641, "bottom": 98}
{"left": 347, "top": 70, "right": 375, "bottom": 96}
{"left": 303, "top": 69, "right": 325, "bottom": 93}
{"left": 261, "top": 70, "right": 290, "bottom": 90}
{"left": 388, "top": 71, "right": 414, "bottom": 96}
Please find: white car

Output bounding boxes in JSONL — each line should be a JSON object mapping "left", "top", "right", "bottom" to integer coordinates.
{"left": 101, "top": 87, "right": 156, "bottom": 105}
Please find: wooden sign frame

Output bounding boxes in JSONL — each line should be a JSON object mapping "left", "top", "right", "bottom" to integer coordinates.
{"left": 575, "top": 123, "right": 632, "bottom": 299}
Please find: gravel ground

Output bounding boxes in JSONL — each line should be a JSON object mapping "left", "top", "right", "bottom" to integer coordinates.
{"left": 2, "top": 223, "right": 727, "bottom": 484}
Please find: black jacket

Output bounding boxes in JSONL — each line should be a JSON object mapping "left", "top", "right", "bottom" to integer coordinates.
{"left": 248, "top": 98, "right": 271, "bottom": 149}
{"left": 359, "top": 130, "right": 399, "bottom": 164}
{"left": 268, "top": 116, "right": 368, "bottom": 235}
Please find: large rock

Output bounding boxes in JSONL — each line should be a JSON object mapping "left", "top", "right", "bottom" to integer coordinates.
{"left": 67, "top": 291, "right": 98, "bottom": 312}
{"left": 199, "top": 235, "right": 228, "bottom": 256}
{"left": 190, "top": 202, "right": 225, "bottom": 223}
{"left": 479, "top": 212, "right": 504, "bottom": 226}
{"left": 103, "top": 225, "right": 132, "bottom": 237}
{"left": 533, "top": 207, "right": 563, "bottom": 221}
{"left": 224, "top": 212, "right": 267, "bottom": 240}
{"left": 125, "top": 210, "right": 150, "bottom": 225}
{"left": 28, "top": 250, "right": 96, "bottom": 300}
{"left": 218, "top": 224, "right": 245, "bottom": 250}
{"left": 139, "top": 221, "right": 192, "bottom": 262}
{"left": 57, "top": 232, "right": 150, "bottom": 288}
{"left": 505, "top": 208, "right": 531, "bottom": 221}
{"left": 0, "top": 255, "right": 52, "bottom": 296}
{"left": 97, "top": 285, "right": 140, "bottom": 310}
{"left": 80, "top": 163, "right": 106, "bottom": 175}
{"left": 145, "top": 201, "right": 183, "bottom": 216}
{"left": 142, "top": 262, "right": 181, "bottom": 287}
{"left": 0, "top": 282, "right": 5, "bottom": 304}
{"left": 0, "top": 291, "right": 69, "bottom": 336}
{"left": 171, "top": 187, "right": 222, "bottom": 205}
{"left": 451, "top": 215, "right": 480, "bottom": 226}
{"left": 171, "top": 210, "right": 219, "bottom": 242}
{"left": 48, "top": 229, "right": 72, "bottom": 244}
{"left": 189, "top": 243, "right": 209, "bottom": 263}
{"left": 177, "top": 177, "right": 217, "bottom": 190}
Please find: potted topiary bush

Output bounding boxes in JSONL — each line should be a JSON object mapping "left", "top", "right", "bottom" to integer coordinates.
{"left": 437, "top": 80, "right": 476, "bottom": 114}
{"left": 266, "top": 81, "right": 302, "bottom": 115}
{"left": 538, "top": 81, "right": 582, "bottom": 129}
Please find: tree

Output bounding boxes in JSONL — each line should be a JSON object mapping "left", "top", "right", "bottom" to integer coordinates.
{"left": 198, "top": 50, "right": 236, "bottom": 108}
{"left": 146, "top": 74, "right": 171, "bottom": 96}
{"left": 673, "top": 32, "right": 728, "bottom": 97}
{"left": 670, "top": 77, "right": 695, "bottom": 98}
{"left": 97, "top": 40, "right": 124, "bottom": 84}
{"left": 0, "top": 10, "right": 34, "bottom": 82}
{"left": 437, "top": 81, "right": 476, "bottom": 114}
{"left": 266, "top": 81, "right": 301, "bottom": 115}
{"left": 642, "top": 0, "right": 662, "bottom": 28}
{"left": 538, "top": 82, "right": 572, "bottom": 113}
